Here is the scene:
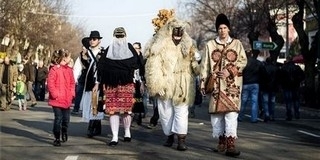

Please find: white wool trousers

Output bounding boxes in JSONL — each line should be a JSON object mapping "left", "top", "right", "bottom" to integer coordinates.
{"left": 210, "top": 112, "right": 238, "bottom": 138}
{"left": 157, "top": 99, "right": 189, "bottom": 135}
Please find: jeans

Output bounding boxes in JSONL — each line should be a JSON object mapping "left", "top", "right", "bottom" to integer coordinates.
{"left": 261, "top": 91, "right": 276, "bottom": 119}
{"left": 239, "top": 83, "right": 259, "bottom": 122}
{"left": 283, "top": 89, "right": 300, "bottom": 119}
{"left": 52, "top": 107, "right": 70, "bottom": 139}
{"left": 142, "top": 89, "right": 148, "bottom": 115}
{"left": 73, "top": 83, "right": 84, "bottom": 112}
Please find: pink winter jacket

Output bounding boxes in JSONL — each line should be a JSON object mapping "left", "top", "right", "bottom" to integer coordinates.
{"left": 47, "top": 64, "right": 75, "bottom": 108}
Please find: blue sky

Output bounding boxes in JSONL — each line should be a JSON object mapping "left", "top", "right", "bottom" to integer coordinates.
{"left": 67, "top": 0, "right": 179, "bottom": 48}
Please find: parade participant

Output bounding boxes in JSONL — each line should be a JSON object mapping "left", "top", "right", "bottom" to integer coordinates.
{"left": 71, "top": 37, "right": 90, "bottom": 115}
{"left": 80, "top": 31, "right": 105, "bottom": 138}
{"left": 47, "top": 49, "right": 75, "bottom": 146}
{"left": 97, "top": 27, "right": 140, "bottom": 146}
{"left": 200, "top": 13, "right": 247, "bottom": 157}
{"left": 144, "top": 9, "right": 201, "bottom": 151}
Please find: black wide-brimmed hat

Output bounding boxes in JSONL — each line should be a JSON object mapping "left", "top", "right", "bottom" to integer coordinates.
{"left": 89, "top": 30, "right": 102, "bottom": 39}
{"left": 215, "top": 14, "right": 230, "bottom": 32}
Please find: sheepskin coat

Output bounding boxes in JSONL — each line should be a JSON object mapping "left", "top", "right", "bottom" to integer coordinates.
{"left": 144, "top": 19, "right": 200, "bottom": 106}
{"left": 200, "top": 39, "right": 247, "bottom": 114}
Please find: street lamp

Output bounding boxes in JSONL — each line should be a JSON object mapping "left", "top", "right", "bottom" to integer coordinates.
{"left": 286, "top": 0, "right": 289, "bottom": 59}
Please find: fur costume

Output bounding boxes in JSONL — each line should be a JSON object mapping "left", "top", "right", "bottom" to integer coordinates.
{"left": 144, "top": 18, "right": 200, "bottom": 106}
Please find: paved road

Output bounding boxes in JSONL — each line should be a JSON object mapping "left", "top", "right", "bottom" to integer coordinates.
{"left": 1, "top": 98, "right": 320, "bottom": 160}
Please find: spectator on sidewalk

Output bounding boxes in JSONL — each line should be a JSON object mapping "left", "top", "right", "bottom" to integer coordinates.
{"left": 35, "top": 60, "right": 48, "bottom": 101}
{"left": 279, "top": 56, "right": 305, "bottom": 120}
{"left": 16, "top": 64, "right": 28, "bottom": 111}
{"left": 22, "top": 55, "right": 37, "bottom": 107}
{"left": 260, "top": 57, "right": 280, "bottom": 122}
{"left": 238, "top": 51, "right": 264, "bottom": 123}
{"left": 0, "top": 56, "right": 18, "bottom": 111}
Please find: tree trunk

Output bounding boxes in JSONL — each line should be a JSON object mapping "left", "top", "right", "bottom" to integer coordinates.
{"left": 267, "top": 16, "right": 285, "bottom": 62}
{"left": 292, "top": 0, "right": 317, "bottom": 108}
{"left": 247, "top": 31, "right": 260, "bottom": 58}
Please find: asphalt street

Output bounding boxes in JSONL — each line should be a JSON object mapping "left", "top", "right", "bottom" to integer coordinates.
{"left": 0, "top": 97, "right": 319, "bottom": 160}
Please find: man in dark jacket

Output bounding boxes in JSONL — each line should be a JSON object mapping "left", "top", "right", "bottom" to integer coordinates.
{"left": 280, "top": 56, "right": 305, "bottom": 120}
{"left": 35, "top": 60, "right": 48, "bottom": 101}
{"left": 239, "top": 52, "right": 264, "bottom": 123}
{"left": 23, "top": 56, "right": 37, "bottom": 106}
{"left": 260, "top": 57, "right": 280, "bottom": 122}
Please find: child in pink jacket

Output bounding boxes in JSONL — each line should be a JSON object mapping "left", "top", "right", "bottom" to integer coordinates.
{"left": 47, "top": 49, "right": 75, "bottom": 146}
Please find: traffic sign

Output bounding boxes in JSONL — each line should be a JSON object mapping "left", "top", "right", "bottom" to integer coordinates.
{"left": 253, "top": 41, "right": 278, "bottom": 50}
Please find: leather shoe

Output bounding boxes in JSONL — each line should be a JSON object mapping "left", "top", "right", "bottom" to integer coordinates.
{"left": 61, "top": 133, "right": 68, "bottom": 142}
{"left": 124, "top": 137, "right": 131, "bottom": 142}
{"left": 53, "top": 139, "right": 61, "bottom": 146}
{"left": 108, "top": 141, "right": 118, "bottom": 146}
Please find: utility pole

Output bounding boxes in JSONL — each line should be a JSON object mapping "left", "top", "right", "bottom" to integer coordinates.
{"left": 286, "top": 0, "right": 289, "bottom": 59}
{"left": 317, "top": 0, "right": 320, "bottom": 65}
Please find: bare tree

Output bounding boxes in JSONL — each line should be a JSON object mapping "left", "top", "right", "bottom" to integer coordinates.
{"left": 292, "top": 0, "right": 319, "bottom": 108}
{"left": 181, "top": 0, "right": 286, "bottom": 57}
{"left": 0, "top": 0, "right": 85, "bottom": 61}
{"left": 182, "top": 0, "right": 241, "bottom": 51}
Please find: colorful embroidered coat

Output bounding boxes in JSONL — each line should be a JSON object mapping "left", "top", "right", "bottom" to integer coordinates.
{"left": 200, "top": 39, "right": 247, "bottom": 114}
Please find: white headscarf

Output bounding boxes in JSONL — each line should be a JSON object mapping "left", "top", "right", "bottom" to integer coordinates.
{"left": 106, "top": 37, "right": 133, "bottom": 60}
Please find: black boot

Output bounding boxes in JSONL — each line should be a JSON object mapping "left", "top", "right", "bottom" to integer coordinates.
{"left": 87, "top": 120, "right": 95, "bottom": 138}
{"left": 61, "top": 126, "right": 68, "bottom": 142}
{"left": 53, "top": 132, "right": 61, "bottom": 146}
{"left": 93, "top": 120, "right": 101, "bottom": 136}
{"left": 163, "top": 134, "right": 174, "bottom": 147}
{"left": 177, "top": 134, "right": 188, "bottom": 151}
{"left": 133, "top": 113, "right": 142, "bottom": 125}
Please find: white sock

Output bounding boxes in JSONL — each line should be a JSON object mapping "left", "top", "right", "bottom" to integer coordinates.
{"left": 122, "top": 114, "right": 132, "bottom": 138}
{"left": 110, "top": 115, "right": 120, "bottom": 142}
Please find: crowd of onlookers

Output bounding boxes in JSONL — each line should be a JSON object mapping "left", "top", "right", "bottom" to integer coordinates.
{"left": 239, "top": 51, "right": 305, "bottom": 122}
{"left": 0, "top": 45, "right": 49, "bottom": 111}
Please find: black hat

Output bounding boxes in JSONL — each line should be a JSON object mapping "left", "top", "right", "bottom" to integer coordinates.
{"left": 215, "top": 14, "right": 230, "bottom": 32}
{"left": 89, "top": 31, "right": 102, "bottom": 39}
{"left": 81, "top": 37, "right": 90, "bottom": 49}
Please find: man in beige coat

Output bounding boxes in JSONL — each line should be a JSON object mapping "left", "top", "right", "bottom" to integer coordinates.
{"left": 200, "top": 14, "right": 247, "bottom": 157}
{"left": 144, "top": 18, "right": 201, "bottom": 151}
